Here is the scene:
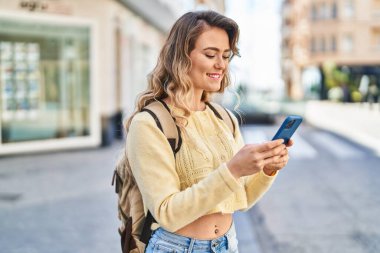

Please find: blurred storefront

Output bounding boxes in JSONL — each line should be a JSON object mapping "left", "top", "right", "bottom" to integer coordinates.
{"left": 0, "top": 0, "right": 225, "bottom": 155}
{"left": 0, "top": 0, "right": 175, "bottom": 155}
{"left": 0, "top": 12, "right": 94, "bottom": 152}
{"left": 281, "top": 0, "right": 380, "bottom": 101}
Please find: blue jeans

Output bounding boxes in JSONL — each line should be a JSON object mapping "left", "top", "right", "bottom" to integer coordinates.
{"left": 145, "top": 223, "right": 239, "bottom": 253}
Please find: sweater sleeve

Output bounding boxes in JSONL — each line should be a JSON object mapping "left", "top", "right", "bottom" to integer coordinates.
{"left": 227, "top": 110, "right": 278, "bottom": 211}
{"left": 126, "top": 112, "right": 243, "bottom": 232}
{"left": 242, "top": 170, "right": 277, "bottom": 211}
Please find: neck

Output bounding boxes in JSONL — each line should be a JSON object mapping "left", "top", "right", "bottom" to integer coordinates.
{"left": 190, "top": 101, "right": 206, "bottom": 111}
{"left": 190, "top": 90, "right": 205, "bottom": 111}
{"left": 162, "top": 90, "right": 206, "bottom": 111}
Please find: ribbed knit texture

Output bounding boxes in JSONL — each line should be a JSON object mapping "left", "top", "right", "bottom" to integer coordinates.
{"left": 127, "top": 105, "right": 277, "bottom": 232}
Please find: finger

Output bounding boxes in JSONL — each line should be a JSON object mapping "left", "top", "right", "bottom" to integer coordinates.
{"left": 278, "top": 155, "right": 289, "bottom": 164}
{"left": 263, "top": 154, "right": 283, "bottom": 165}
{"left": 254, "top": 139, "right": 284, "bottom": 152}
{"left": 286, "top": 139, "right": 294, "bottom": 147}
{"left": 266, "top": 154, "right": 289, "bottom": 165}
{"left": 279, "top": 148, "right": 288, "bottom": 156}
{"left": 269, "top": 159, "right": 287, "bottom": 165}
{"left": 260, "top": 144, "right": 286, "bottom": 159}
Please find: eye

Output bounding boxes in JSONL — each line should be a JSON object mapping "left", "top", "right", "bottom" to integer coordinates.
{"left": 223, "top": 53, "right": 232, "bottom": 60}
{"left": 205, "top": 54, "right": 215, "bottom": 59}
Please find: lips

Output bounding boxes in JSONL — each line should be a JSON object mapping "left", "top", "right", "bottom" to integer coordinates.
{"left": 207, "top": 73, "right": 222, "bottom": 79}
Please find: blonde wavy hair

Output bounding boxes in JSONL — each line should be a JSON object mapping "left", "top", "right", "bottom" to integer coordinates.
{"left": 125, "top": 10, "right": 240, "bottom": 131}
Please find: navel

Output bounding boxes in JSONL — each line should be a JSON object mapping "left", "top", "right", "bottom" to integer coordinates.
{"left": 214, "top": 224, "right": 219, "bottom": 234}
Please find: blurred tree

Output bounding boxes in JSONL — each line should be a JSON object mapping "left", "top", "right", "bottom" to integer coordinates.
{"left": 322, "top": 61, "right": 356, "bottom": 102}
{"left": 351, "top": 90, "right": 362, "bottom": 102}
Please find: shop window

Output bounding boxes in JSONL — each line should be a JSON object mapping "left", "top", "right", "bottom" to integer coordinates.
{"left": 0, "top": 17, "right": 91, "bottom": 143}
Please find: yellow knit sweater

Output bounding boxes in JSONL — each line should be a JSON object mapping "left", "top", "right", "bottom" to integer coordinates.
{"left": 126, "top": 105, "right": 277, "bottom": 232}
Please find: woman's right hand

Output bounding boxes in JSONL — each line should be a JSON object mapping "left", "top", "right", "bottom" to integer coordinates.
{"left": 227, "top": 139, "right": 287, "bottom": 179}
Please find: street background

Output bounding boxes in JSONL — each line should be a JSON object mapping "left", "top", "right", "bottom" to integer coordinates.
{"left": 1, "top": 0, "right": 380, "bottom": 252}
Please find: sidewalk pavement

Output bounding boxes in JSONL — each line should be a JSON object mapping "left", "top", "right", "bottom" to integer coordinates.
{"left": 303, "top": 101, "right": 380, "bottom": 156}
{"left": 0, "top": 140, "right": 262, "bottom": 253}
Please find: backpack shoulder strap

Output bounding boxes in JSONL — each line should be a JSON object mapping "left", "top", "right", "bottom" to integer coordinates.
{"left": 139, "top": 211, "right": 155, "bottom": 244}
{"left": 141, "top": 100, "right": 182, "bottom": 154}
{"left": 206, "top": 102, "right": 236, "bottom": 137}
{"left": 137, "top": 100, "right": 182, "bottom": 244}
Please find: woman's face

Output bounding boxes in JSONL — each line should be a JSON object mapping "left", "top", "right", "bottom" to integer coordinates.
{"left": 188, "top": 27, "right": 231, "bottom": 95}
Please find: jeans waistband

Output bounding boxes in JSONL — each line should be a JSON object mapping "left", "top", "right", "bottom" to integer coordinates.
{"left": 152, "top": 222, "right": 236, "bottom": 250}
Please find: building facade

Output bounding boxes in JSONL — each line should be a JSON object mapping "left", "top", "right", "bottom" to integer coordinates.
{"left": 0, "top": 0, "right": 174, "bottom": 155}
{"left": 281, "top": 0, "right": 380, "bottom": 100}
{"left": 0, "top": 0, "right": 225, "bottom": 155}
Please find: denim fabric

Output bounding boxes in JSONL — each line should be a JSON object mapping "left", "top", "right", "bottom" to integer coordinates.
{"left": 145, "top": 223, "right": 239, "bottom": 253}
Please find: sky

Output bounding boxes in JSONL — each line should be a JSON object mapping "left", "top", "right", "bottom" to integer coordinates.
{"left": 226, "top": 0, "right": 284, "bottom": 96}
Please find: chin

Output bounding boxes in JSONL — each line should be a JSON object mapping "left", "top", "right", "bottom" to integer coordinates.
{"left": 206, "top": 83, "right": 222, "bottom": 92}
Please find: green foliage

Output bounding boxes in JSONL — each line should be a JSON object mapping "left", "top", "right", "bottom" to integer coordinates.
{"left": 351, "top": 90, "right": 362, "bottom": 102}
{"left": 322, "top": 61, "right": 350, "bottom": 88}
{"left": 322, "top": 61, "right": 355, "bottom": 101}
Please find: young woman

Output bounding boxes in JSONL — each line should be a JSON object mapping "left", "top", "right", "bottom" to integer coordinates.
{"left": 125, "top": 10, "right": 292, "bottom": 253}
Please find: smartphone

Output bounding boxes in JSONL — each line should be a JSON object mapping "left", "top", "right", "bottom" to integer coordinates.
{"left": 272, "top": 115, "right": 303, "bottom": 144}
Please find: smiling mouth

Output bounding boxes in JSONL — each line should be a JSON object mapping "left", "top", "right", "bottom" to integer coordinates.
{"left": 207, "top": 73, "right": 222, "bottom": 79}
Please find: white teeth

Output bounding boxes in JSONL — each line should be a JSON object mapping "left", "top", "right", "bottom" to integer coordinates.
{"left": 207, "top": 74, "right": 220, "bottom": 78}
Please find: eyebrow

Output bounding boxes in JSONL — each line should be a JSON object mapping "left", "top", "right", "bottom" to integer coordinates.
{"left": 203, "top": 47, "right": 231, "bottom": 53}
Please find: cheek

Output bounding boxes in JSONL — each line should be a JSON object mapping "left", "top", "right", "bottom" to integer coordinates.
{"left": 190, "top": 57, "right": 210, "bottom": 76}
{"left": 188, "top": 68, "right": 202, "bottom": 83}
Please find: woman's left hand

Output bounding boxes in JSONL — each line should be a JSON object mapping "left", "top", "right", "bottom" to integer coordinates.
{"left": 263, "top": 139, "right": 294, "bottom": 176}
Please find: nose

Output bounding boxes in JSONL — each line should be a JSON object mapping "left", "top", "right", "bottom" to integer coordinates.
{"left": 215, "top": 55, "right": 226, "bottom": 70}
